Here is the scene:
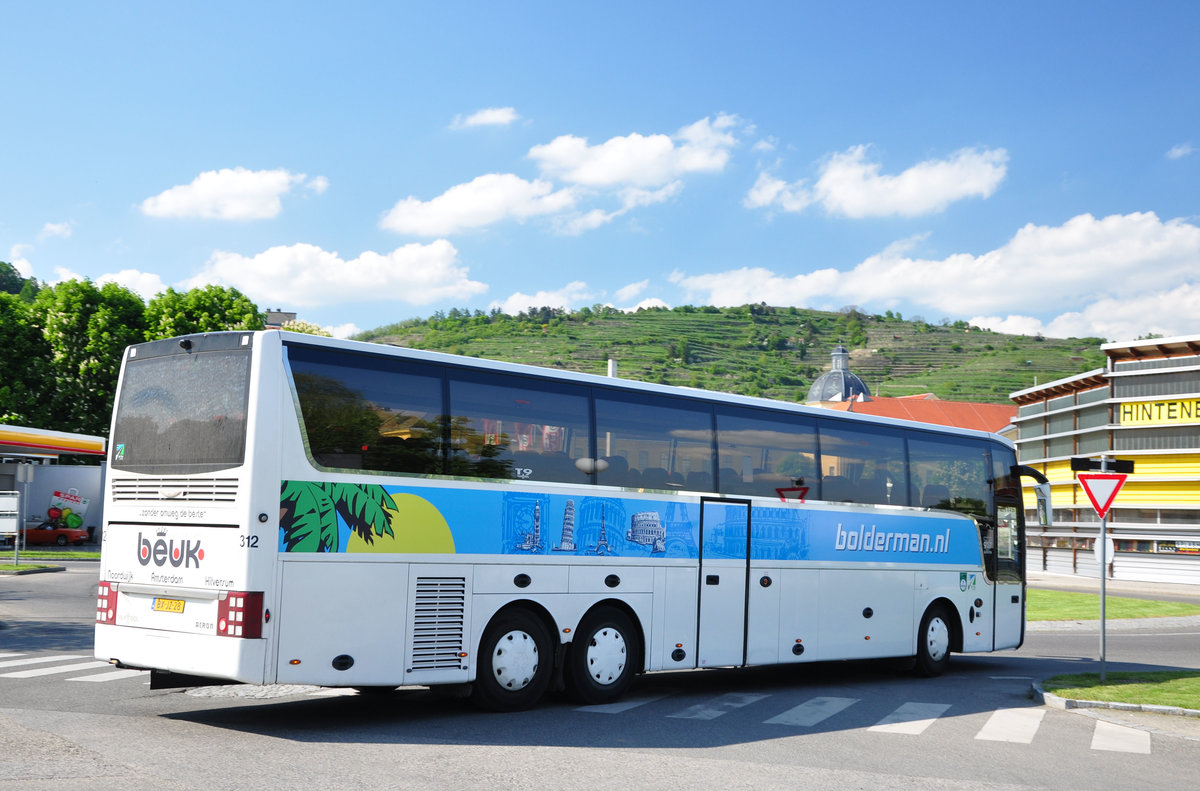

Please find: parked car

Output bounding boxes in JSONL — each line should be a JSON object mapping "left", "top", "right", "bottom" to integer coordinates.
{"left": 20, "top": 522, "right": 89, "bottom": 546}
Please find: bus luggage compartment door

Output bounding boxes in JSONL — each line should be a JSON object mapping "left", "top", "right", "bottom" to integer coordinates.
{"left": 697, "top": 499, "right": 750, "bottom": 667}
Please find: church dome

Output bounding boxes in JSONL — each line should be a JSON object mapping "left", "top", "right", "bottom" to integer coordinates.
{"left": 806, "top": 345, "right": 872, "bottom": 402}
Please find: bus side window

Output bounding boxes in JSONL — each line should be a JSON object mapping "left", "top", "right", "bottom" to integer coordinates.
{"left": 816, "top": 421, "right": 907, "bottom": 505}
{"left": 715, "top": 406, "right": 816, "bottom": 498}
{"left": 287, "top": 345, "right": 444, "bottom": 475}
{"left": 447, "top": 371, "right": 591, "bottom": 483}
{"left": 595, "top": 392, "right": 713, "bottom": 491}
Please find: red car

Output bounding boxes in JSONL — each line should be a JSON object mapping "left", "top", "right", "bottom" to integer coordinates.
{"left": 20, "top": 523, "right": 89, "bottom": 546}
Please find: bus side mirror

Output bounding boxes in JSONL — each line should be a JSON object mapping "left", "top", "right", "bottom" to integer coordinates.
{"left": 1034, "top": 482, "right": 1052, "bottom": 527}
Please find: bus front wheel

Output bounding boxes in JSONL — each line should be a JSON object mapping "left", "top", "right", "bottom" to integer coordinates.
{"left": 564, "top": 606, "right": 639, "bottom": 705}
{"left": 915, "top": 604, "right": 952, "bottom": 677}
{"left": 472, "top": 609, "right": 552, "bottom": 712}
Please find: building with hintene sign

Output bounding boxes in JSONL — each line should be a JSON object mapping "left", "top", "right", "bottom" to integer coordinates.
{"left": 1011, "top": 335, "right": 1200, "bottom": 585}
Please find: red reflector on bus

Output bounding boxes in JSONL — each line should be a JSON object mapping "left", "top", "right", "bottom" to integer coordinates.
{"left": 96, "top": 581, "right": 118, "bottom": 624}
{"left": 216, "top": 591, "right": 263, "bottom": 638}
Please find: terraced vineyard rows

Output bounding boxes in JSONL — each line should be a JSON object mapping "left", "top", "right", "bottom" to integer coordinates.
{"left": 359, "top": 305, "right": 1105, "bottom": 405}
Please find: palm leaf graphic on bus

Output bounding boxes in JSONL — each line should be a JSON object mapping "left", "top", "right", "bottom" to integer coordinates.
{"left": 279, "top": 481, "right": 395, "bottom": 552}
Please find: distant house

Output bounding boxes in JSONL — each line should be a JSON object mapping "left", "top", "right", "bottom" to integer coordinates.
{"left": 265, "top": 309, "right": 297, "bottom": 329}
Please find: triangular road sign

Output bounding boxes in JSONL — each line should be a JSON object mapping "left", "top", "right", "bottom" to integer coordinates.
{"left": 1078, "top": 473, "right": 1127, "bottom": 519}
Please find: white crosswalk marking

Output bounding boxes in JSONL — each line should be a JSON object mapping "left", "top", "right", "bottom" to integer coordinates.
{"left": 668, "top": 692, "right": 769, "bottom": 720}
{"left": 765, "top": 696, "right": 860, "bottom": 727}
{"left": 575, "top": 694, "right": 668, "bottom": 713}
{"left": 1091, "top": 720, "right": 1152, "bottom": 754}
{"left": 869, "top": 702, "right": 952, "bottom": 735}
{"left": 0, "top": 654, "right": 86, "bottom": 669}
{"left": 975, "top": 707, "right": 1046, "bottom": 743}
{"left": 2, "top": 660, "right": 112, "bottom": 679}
{"left": 69, "top": 668, "right": 149, "bottom": 682}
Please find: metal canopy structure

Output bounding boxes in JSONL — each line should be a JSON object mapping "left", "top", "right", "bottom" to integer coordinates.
{"left": 0, "top": 425, "right": 106, "bottom": 460}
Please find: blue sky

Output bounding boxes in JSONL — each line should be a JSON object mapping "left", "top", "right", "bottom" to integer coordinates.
{"left": 3, "top": 2, "right": 1198, "bottom": 340}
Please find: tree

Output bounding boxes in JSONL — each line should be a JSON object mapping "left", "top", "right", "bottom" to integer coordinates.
{"left": 0, "top": 261, "right": 24, "bottom": 294}
{"left": 0, "top": 293, "right": 53, "bottom": 425}
{"left": 144, "top": 285, "right": 265, "bottom": 340}
{"left": 31, "top": 280, "right": 147, "bottom": 435}
{"left": 281, "top": 319, "right": 333, "bottom": 337}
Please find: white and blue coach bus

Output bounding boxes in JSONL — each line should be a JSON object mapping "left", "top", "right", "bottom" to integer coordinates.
{"left": 95, "top": 330, "right": 1041, "bottom": 711}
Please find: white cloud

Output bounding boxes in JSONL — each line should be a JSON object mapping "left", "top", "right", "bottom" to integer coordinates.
{"left": 51, "top": 266, "right": 85, "bottom": 284}
{"left": 1167, "top": 142, "right": 1193, "bottom": 159}
{"left": 971, "top": 285, "right": 1200, "bottom": 341}
{"left": 141, "top": 167, "right": 322, "bottom": 220}
{"left": 554, "top": 181, "right": 684, "bottom": 235}
{"left": 489, "top": 280, "right": 595, "bottom": 315}
{"left": 97, "top": 269, "right": 168, "bottom": 299}
{"left": 743, "top": 172, "right": 813, "bottom": 212}
{"left": 614, "top": 279, "right": 649, "bottom": 303}
{"left": 305, "top": 175, "right": 330, "bottom": 194}
{"left": 672, "top": 212, "right": 1200, "bottom": 338}
{"left": 325, "top": 322, "right": 361, "bottom": 339}
{"left": 380, "top": 173, "right": 576, "bottom": 236}
{"left": 39, "top": 221, "right": 73, "bottom": 239}
{"left": 450, "top": 107, "right": 521, "bottom": 129}
{"left": 621, "top": 297, "right": 670, "bottom": 312}
{"left": 528, "top": 113, "right": 740, "bottom": 189}
{"left": 183, "top": 239, "right": 487, "bottom": 307}
{"left": 8, "top": 244, "right": 33, "bottom": 277}
{"left": 746, "top": 145, "right": 1008, "bottom": 218}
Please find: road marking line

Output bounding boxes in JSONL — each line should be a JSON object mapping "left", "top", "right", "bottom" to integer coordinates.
{"left": 575, "top": 694, "right": 668, "bottom": 713}
{"left": 0, "top": 653, "right": 25, "bottom": 659}
{"left": 975, "top": 707, "right": 1045, "bottom": 743}
{"left": 765, "top": 696, "right": 860, "bottom": 727}
{"left": 1091, "top": 720, "right": 1151, "bottom": 754}
{"left": 668, "top": 692, "right": 770, "bottom": 720}
{"left": 1, "top": 660, "right": 112, "bottom": 679}
{"left": 68, "top": 668, "right": 149, "bottom": 682}
{"left": 0, "top": 654, "right": 85, "bottom": 669}
{"left": 869, "top": 702, "right": 951, "bottom": 735}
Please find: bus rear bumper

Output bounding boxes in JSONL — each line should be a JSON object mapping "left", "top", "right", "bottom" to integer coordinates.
{"left": 95, "top": 623, "right": 269, "bottom": 685}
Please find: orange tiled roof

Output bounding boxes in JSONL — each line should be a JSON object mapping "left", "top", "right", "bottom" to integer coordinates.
{"left": 816, "top": 395, "right": 1016, "bottom": 433}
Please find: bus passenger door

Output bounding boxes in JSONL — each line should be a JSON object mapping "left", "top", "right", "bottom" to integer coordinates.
{"left": 992, "top": 503, "right": 1025, "bottom": 649}
{"left": 697, "top": 499, "right": 750, "bottom": 667}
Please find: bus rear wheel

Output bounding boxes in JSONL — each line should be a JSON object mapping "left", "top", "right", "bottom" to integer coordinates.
{"left": 564, "top": 607, "right": 639, "bottom": 705}
{"left": 915, "top": 604, "right": 952, "bottom": 677}
{"left": 472, "top": 610, "right": 552, "bottom": 712}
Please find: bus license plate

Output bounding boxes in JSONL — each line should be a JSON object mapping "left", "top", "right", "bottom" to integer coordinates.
{"left": 153, "top": 598, "right": 185, "bottom": 613}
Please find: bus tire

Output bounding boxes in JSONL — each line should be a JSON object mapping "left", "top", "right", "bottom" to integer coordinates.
{"left": 472, "top": 609, "right": 552, "bottom": 712}
{"left": 915, "top": 604, "right": 952, "bottom": 677}
{"left": 564, "top": 606, "right": 639, "bottom": 705}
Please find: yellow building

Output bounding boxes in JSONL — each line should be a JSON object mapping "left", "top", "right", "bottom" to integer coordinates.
{"left": 1011, "top": 335, "right": 1200, "bottom": 584}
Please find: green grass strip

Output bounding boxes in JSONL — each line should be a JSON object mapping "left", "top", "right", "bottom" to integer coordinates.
{"left": 1027, "top": 589, "right": 1200, "bottom": 621}
{"left": 1043, "top": 671, "right": 1200, "bottom": 710}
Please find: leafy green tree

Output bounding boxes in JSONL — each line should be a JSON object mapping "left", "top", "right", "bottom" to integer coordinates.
{"left": 0, "top": 293, "right": 53, "bottom": 425}
{"left": 281, "top": 319, "right": 332, "bottom": 337}
{"left": 0, "top": 261, "right": 24, "bottom": 294}
{"left": 144, "top": 285, "right": 265, "bottom": 340}
{"left": 31, "top": 280, "right": 147, "bottom": 435}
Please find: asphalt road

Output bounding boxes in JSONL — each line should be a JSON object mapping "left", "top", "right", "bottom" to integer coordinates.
{"left": 3, "top": 563, "right": 1199, "bottom": 791}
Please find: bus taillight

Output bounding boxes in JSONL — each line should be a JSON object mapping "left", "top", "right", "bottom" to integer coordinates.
{"left": 96, "top": 581, "right": 118, "bottom": 624}
{"left": 216, "top": 591, "right": 263, "bottom": 638}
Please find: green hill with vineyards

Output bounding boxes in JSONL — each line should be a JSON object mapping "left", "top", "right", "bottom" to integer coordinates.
{"left": 356, "top": 304, "right": 1107, "bottom": 404}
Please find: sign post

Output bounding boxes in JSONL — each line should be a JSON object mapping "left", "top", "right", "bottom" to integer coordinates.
{"left": 1074, "top": 456, "right": 1131, "bottom": 683}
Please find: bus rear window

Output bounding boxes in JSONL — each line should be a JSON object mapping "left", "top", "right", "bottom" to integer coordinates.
{"left": 111, "top": 350, "right": 251, "bottom": 474}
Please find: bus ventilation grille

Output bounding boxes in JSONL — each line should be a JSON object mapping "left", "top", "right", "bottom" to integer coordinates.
{"left": 110, "top": 477, "right": 239, "bottom": 503}
{"left": 410, "top": 576, "right": 467, "bottom": 671}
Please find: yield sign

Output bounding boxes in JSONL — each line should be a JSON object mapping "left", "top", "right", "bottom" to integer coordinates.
{"left": 1078, "top": 473, "right": 1127, "bottom": 519}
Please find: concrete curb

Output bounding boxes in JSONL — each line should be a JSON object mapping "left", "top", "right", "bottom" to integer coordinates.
{"left": 1033, "top": 680, "right": 1200, "bottom": 718}
{"left": 0, "top": 565, "right": 66, "bottom": 576}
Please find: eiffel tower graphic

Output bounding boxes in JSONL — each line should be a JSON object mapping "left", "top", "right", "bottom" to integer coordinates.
{"left": 586, "top": 503, "right": 613, "bottom": 556}
{"left": 515, "top": 501, "right": 544, "bottom": 553}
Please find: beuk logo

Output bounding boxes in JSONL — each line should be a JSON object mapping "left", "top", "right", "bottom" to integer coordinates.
{"left": 137, "top": 532, "right": 205, "bottom": 568}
